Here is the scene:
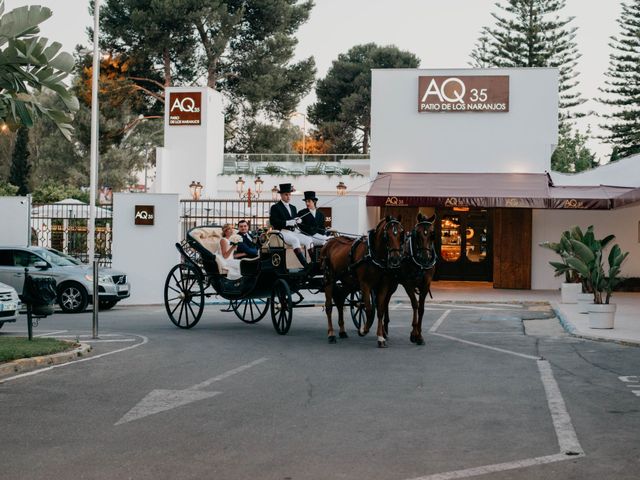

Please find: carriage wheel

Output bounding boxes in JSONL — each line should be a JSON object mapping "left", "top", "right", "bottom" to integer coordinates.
{"left": 164, "top": 263, "right": 205, "bottom": 329}
{"left": 231, "top": 298, "right": 270, "bottom": 324}
{"left": 349, "top": 290, "right": 376, "bottom": 331}
{"left": 271, "top": 279, "right": 293, "bottom": 335}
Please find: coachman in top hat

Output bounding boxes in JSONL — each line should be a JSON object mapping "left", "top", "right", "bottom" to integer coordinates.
{"left": 269, "top": 183, "right": 314, "bottom": 267}
{"left": 297, "top": 191, "right": 330, "bottom": 247}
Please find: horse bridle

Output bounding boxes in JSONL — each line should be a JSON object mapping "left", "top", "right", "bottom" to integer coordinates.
{"left": 408, "top": 220, "right": 437, "bottom": 270}
{"left": 369, "top": 219, "right": 404, "bottom": 269}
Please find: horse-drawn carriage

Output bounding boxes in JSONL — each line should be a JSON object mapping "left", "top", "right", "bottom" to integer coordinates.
{"left": 163, "top": 225, "right": 372, "bottom": 335}
{"left": 163, "top": 214, "right": 437, "bottom": 347}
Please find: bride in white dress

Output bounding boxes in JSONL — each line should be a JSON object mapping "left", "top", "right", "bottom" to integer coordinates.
{"left": 218, "top": 224, "right": 242, "bottom": 280}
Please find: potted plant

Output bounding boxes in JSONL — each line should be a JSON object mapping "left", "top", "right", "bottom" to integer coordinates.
{"left": 566, "top": 230, "right": 629, "bottom": 329}
{"left": 540, "top": 228, "right": 582, "bottom": 303}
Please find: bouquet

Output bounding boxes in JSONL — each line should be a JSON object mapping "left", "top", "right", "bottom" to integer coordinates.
{"left": 229, "top": 234, "right": 243, "bottom": 246}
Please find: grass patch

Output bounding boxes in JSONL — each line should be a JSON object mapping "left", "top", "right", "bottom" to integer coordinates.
{"left": 0, "top": 337, "right": 78, "bottom": 363}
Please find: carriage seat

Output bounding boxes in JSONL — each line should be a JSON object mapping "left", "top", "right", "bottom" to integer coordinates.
{"left": 261, "top": 230, "right": 310, "bottom": 269}
{"left": 187, "top": 227, "right": 228, "bottom": 274}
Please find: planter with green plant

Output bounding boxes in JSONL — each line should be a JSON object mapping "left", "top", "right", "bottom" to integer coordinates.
{"left": 565, "top": 231, "right": 629, "bottom": 329}
{"left": 540, "top": 228, "right": 582, "bottom": 303}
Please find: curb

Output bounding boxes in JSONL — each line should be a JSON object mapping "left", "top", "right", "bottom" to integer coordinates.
{"left": 0, "top": 342, "right": 92, "bottom": 378}
{"left": 553, "top": 306, "right": 640, "bottom": 347}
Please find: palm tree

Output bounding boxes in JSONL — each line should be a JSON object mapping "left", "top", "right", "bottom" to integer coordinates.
{"left": 0, "top": 1, "right": 78, "bottom": 139}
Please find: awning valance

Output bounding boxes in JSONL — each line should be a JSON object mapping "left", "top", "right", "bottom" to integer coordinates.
{"left": 366, "top": 172, "right": 640, "bottom": 210}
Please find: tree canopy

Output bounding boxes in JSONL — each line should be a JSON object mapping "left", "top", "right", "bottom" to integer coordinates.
{"left": 308, "top": 43, "right": 420, "bottom": 154}
{"left": 598, "top": 0, "right": 640, "bottom": 161}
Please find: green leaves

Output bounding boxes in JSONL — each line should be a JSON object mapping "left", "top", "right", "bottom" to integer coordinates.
{"left": 0, "top": 1, "right": 77, "bottom": 140}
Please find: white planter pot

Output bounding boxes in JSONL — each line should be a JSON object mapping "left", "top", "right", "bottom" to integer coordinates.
{"left": 576, "top": 293, "right": 593, "bottom": 314}
{"left": 588, "top": 303, "right": 617, "bottom": 329}
{"left": 561, "top": 283, "right": 582, "bottom": 304}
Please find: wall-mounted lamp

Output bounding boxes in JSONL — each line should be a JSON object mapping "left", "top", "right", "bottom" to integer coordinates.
{"left": 336, "top": 181, "right": 347, "bottom": 196}
{"left": 189, "top": 180, "right": 203, "bottom": 200}
{"left": 271, "top": 185, "right": 279, "bottom": 201}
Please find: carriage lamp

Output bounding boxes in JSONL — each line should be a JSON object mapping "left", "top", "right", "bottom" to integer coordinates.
{"left": 254, "top": 176, "right": 264, "bottom": 195}
{"left": 336, "top": 181, "right": 347, "bottom": 196}
{"left": 235, "top": 176, "right": 245, "bottom": 195}
{"left": 271, "top": 185, "right": 279, "bottom": 201}
{"left": 189, "top": 180, "right": 203, "bottom": 200}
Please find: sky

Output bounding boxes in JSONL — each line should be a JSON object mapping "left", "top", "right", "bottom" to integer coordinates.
{"left": 8, "top": 0, "right": 625, "bottom": 161}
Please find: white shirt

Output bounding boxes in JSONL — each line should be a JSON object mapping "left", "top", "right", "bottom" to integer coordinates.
{"left": 281, "top": 201, "right": 292, "bottom": 216}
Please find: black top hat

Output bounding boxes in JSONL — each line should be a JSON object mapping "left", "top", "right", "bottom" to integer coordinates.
{"left": 278, "top": 183, "right": 293, "bottom": 194}
{"left": 303, "top": 191, "right": 318, "bottom": 202}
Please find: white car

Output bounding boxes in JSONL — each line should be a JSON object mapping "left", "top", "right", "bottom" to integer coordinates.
{"left": 0, "top": 247, "right": 130, "bottom": 313}
{"left": 0, "top": 281, "right": 20, "bottom": 329}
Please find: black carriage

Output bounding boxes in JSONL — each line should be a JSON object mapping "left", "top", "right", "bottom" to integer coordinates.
{"left": 164, "top": 226, "right": 372, "bottom": 335}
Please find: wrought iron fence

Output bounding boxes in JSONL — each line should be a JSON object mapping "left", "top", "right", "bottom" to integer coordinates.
{"left": 31, "top": 203, "right": 113, "bottom": 267}
{"left": 180, "top": 199, "right": 272, "bottom": 238}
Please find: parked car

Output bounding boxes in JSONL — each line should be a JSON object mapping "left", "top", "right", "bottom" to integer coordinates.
{"left": 0, "top": 281, "right": 20, "bottom": 329}
{"left": 0, "top": 247, "right": 130, "bottom": 313}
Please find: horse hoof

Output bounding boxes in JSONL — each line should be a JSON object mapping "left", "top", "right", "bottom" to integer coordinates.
{"left": 377, "top": 340, "right": 388, "bottom": 348}
{"left": 328, "top": 336, "right": 337, "bottom": 344}
{"left": 410, "top": 334, "right": 416, "bottom": 344}
{"left": 339, "top": 332, "right": 349, "bottom": 339}
{"left": 357, "top": 329, "right": 367, "bottom": 337}
{"left": 416, "top": 338, "right": 425, "bottom": 346}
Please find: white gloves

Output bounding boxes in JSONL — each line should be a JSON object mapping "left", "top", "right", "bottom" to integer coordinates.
{"left": 295, "top": 217, "right": 302, "bottom": 224}
{"left": 285, "top": 219, "right": 296, "bottom": 227}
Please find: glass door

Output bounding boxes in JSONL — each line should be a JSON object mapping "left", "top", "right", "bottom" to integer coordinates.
{"left": 436, "top": 209, "right": 492, "bottom": 281}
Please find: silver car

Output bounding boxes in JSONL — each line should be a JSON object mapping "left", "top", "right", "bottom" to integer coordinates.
{"left": 0, "top": 247, "right": 130, "bottom": 313}
{"left": 0, "top": 281, "right": 20, "bottom": 329}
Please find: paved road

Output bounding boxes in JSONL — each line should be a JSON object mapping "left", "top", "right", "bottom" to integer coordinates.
{"left": 1, "top": 302, "right": 639, "bottom": 480}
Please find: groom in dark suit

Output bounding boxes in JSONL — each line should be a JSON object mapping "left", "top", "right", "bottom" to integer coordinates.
{"left": 234, "top": 219, "right": 258, "bottom": 258}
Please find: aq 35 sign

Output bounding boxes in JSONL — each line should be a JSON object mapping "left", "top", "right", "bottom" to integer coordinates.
{"left": 169, "top": 92, "right": 202, "bottom": 126}
{"left": 134, "top": 205, "right": 155, "bottom": 225}
{"left": 418, "top": 76, "right": 509, "bottom": 113}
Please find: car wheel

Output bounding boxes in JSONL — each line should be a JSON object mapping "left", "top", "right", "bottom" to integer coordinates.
{"left": 99, "top": 300, "right": 118, "bottom": 310}
{"left": 58, "top": 283, "right": 89, "bottom": 313}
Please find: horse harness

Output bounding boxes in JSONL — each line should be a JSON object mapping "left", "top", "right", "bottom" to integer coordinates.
{"left": 347, "top": 219, "right": 405, "bottom": 272}
{"left": 407, "top": 220, "right": 438, "bottom": 271}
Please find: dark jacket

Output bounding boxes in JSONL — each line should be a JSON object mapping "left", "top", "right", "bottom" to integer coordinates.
{"left": 298, "top": 208, "right": 326, "bottom": 236}
{"left": 269, "top": 201, "right": 298, "bottom": 231}
{"left": 235, "top": 233, "right": 258, "bottom": 258}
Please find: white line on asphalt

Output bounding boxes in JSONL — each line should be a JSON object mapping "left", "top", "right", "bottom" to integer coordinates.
{"left": 51, "top": 334, "right": 128, "bottom": 338}
{"left": 408, "top": 453, "right": 580, "bottom": 480}
{"left": 0, "top": 335, "right": 149, "bottom": 384}
{"left": 429, "top": 310, "right": 451, "bottom": 333}
{"left": 83, "top": 339, "right": 137, "bottom": 343}
{"left": 431, "top": 332, "right": 540, "bottom": 360}
{"left": 189, "top": 357, "right": 268, "bottom": 390}
{"left": 35, "top": 330, "right": 68, "bottom": 337}
{"left": 537, "top": 360, "right": 584, "bottom": 454}
{"left": 426, "top": 303, "right": 523, "bottom": 311}
{"left": 632, "top": 391, "right": 640, "bottom": 397}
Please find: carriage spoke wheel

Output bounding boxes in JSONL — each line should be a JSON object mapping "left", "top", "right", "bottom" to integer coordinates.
{"left": 349, "top": 290, "right": 376, "bottom": 331}
{"left": 231, "top": 297, "right": 270, "bottom": 324}
{"left": 164, "top": 263, "right": 205, "bottom": 329}
{"left": 271, "top": 279, "right": 292, "bottom": 335}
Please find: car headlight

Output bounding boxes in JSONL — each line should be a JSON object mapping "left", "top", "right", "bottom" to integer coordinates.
{"left": 85, "top": 274, "right": 114, "bottom": 284}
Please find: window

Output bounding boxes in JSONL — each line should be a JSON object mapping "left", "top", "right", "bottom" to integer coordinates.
{"left": 13, "top": 250, "right": 42, "bottom": 268}
{"left": 0, "top": 250, "right": 13, "bottom": 266}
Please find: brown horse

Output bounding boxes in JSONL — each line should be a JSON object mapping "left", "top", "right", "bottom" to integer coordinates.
{"left": 320, "top": 216, "right": 404, "bottom": 347}
{"left": 383, "top": 213, "right": 437, "bottom": 345}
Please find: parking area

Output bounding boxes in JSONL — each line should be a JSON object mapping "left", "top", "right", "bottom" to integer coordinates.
{"left": 1, "top": 302, "right": 639, "bottom": 479}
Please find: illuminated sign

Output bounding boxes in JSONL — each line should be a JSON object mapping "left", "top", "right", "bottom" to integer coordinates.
{"left": 418, "top": 76, "right": 509, "bottom": 113}
{"left": 169, "top": 92, "right": 202, "bottom": 126}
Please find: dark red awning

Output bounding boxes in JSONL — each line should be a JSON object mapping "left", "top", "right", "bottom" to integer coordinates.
{"left": 366, "top": 172, "right": 640, "bottom": 210}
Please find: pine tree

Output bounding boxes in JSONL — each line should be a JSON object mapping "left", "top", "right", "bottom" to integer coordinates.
{"left": 598, "top": 0, "right": 640, "bottom": 160}
{"left": 9, "top": 126, "right": 31, "bottom": 196}
{"left": 470, "top": 0, "right": 584, "bottom": 115}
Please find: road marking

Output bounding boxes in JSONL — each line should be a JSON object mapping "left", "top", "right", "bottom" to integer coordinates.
{"left": 83, "top": 339, "right": 137, "bottom": 343}
{"left": 0, "top": 335, "right": 149, "bottom": 384}
{"left": 115, "top": 357, "right": 268, "bottom": 426}
{"left": 409, "top": 312, "right": 584, "bottom": 480}
{"left": 618, "top": 377, "right": 640, "bottom": 397}
{"left": 35, "top": 330, "right": 68, "bottom": 337}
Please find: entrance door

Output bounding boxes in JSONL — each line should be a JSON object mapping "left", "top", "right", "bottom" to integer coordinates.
{"left": 436, "top": 209, "right": 492, "bottom": 281}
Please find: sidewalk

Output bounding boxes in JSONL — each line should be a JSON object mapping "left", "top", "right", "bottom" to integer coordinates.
{"left": 428, "top": 281, "right": 640, "bottom": 346}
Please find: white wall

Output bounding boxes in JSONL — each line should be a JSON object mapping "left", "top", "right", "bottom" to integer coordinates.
{"left": 370, "top": 68, "right": 558, "bottom": 176}
{"left": 0, "top": 196, "right": 30, "bottom": 246}
{"left": 532, "top": 206, "right": 640, "bottom": 290}
{"left": 111, "top": 193, "right": 180, "bottom": 305}
{"left": 155, "top": 87, "right": 224, "bottom": 198}
{"left": 551, "top": 153, "right": 640, "bottom": 187}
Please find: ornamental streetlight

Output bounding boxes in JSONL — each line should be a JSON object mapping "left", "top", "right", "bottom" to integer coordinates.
{"left": 189, "top": 180, "right": 203, "bottom": 200}
{"left": 236, "top": 176, "right": 263, "bottom": 200}
{"left": 336, "top": 181, "right": 347, "bottom": 196}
